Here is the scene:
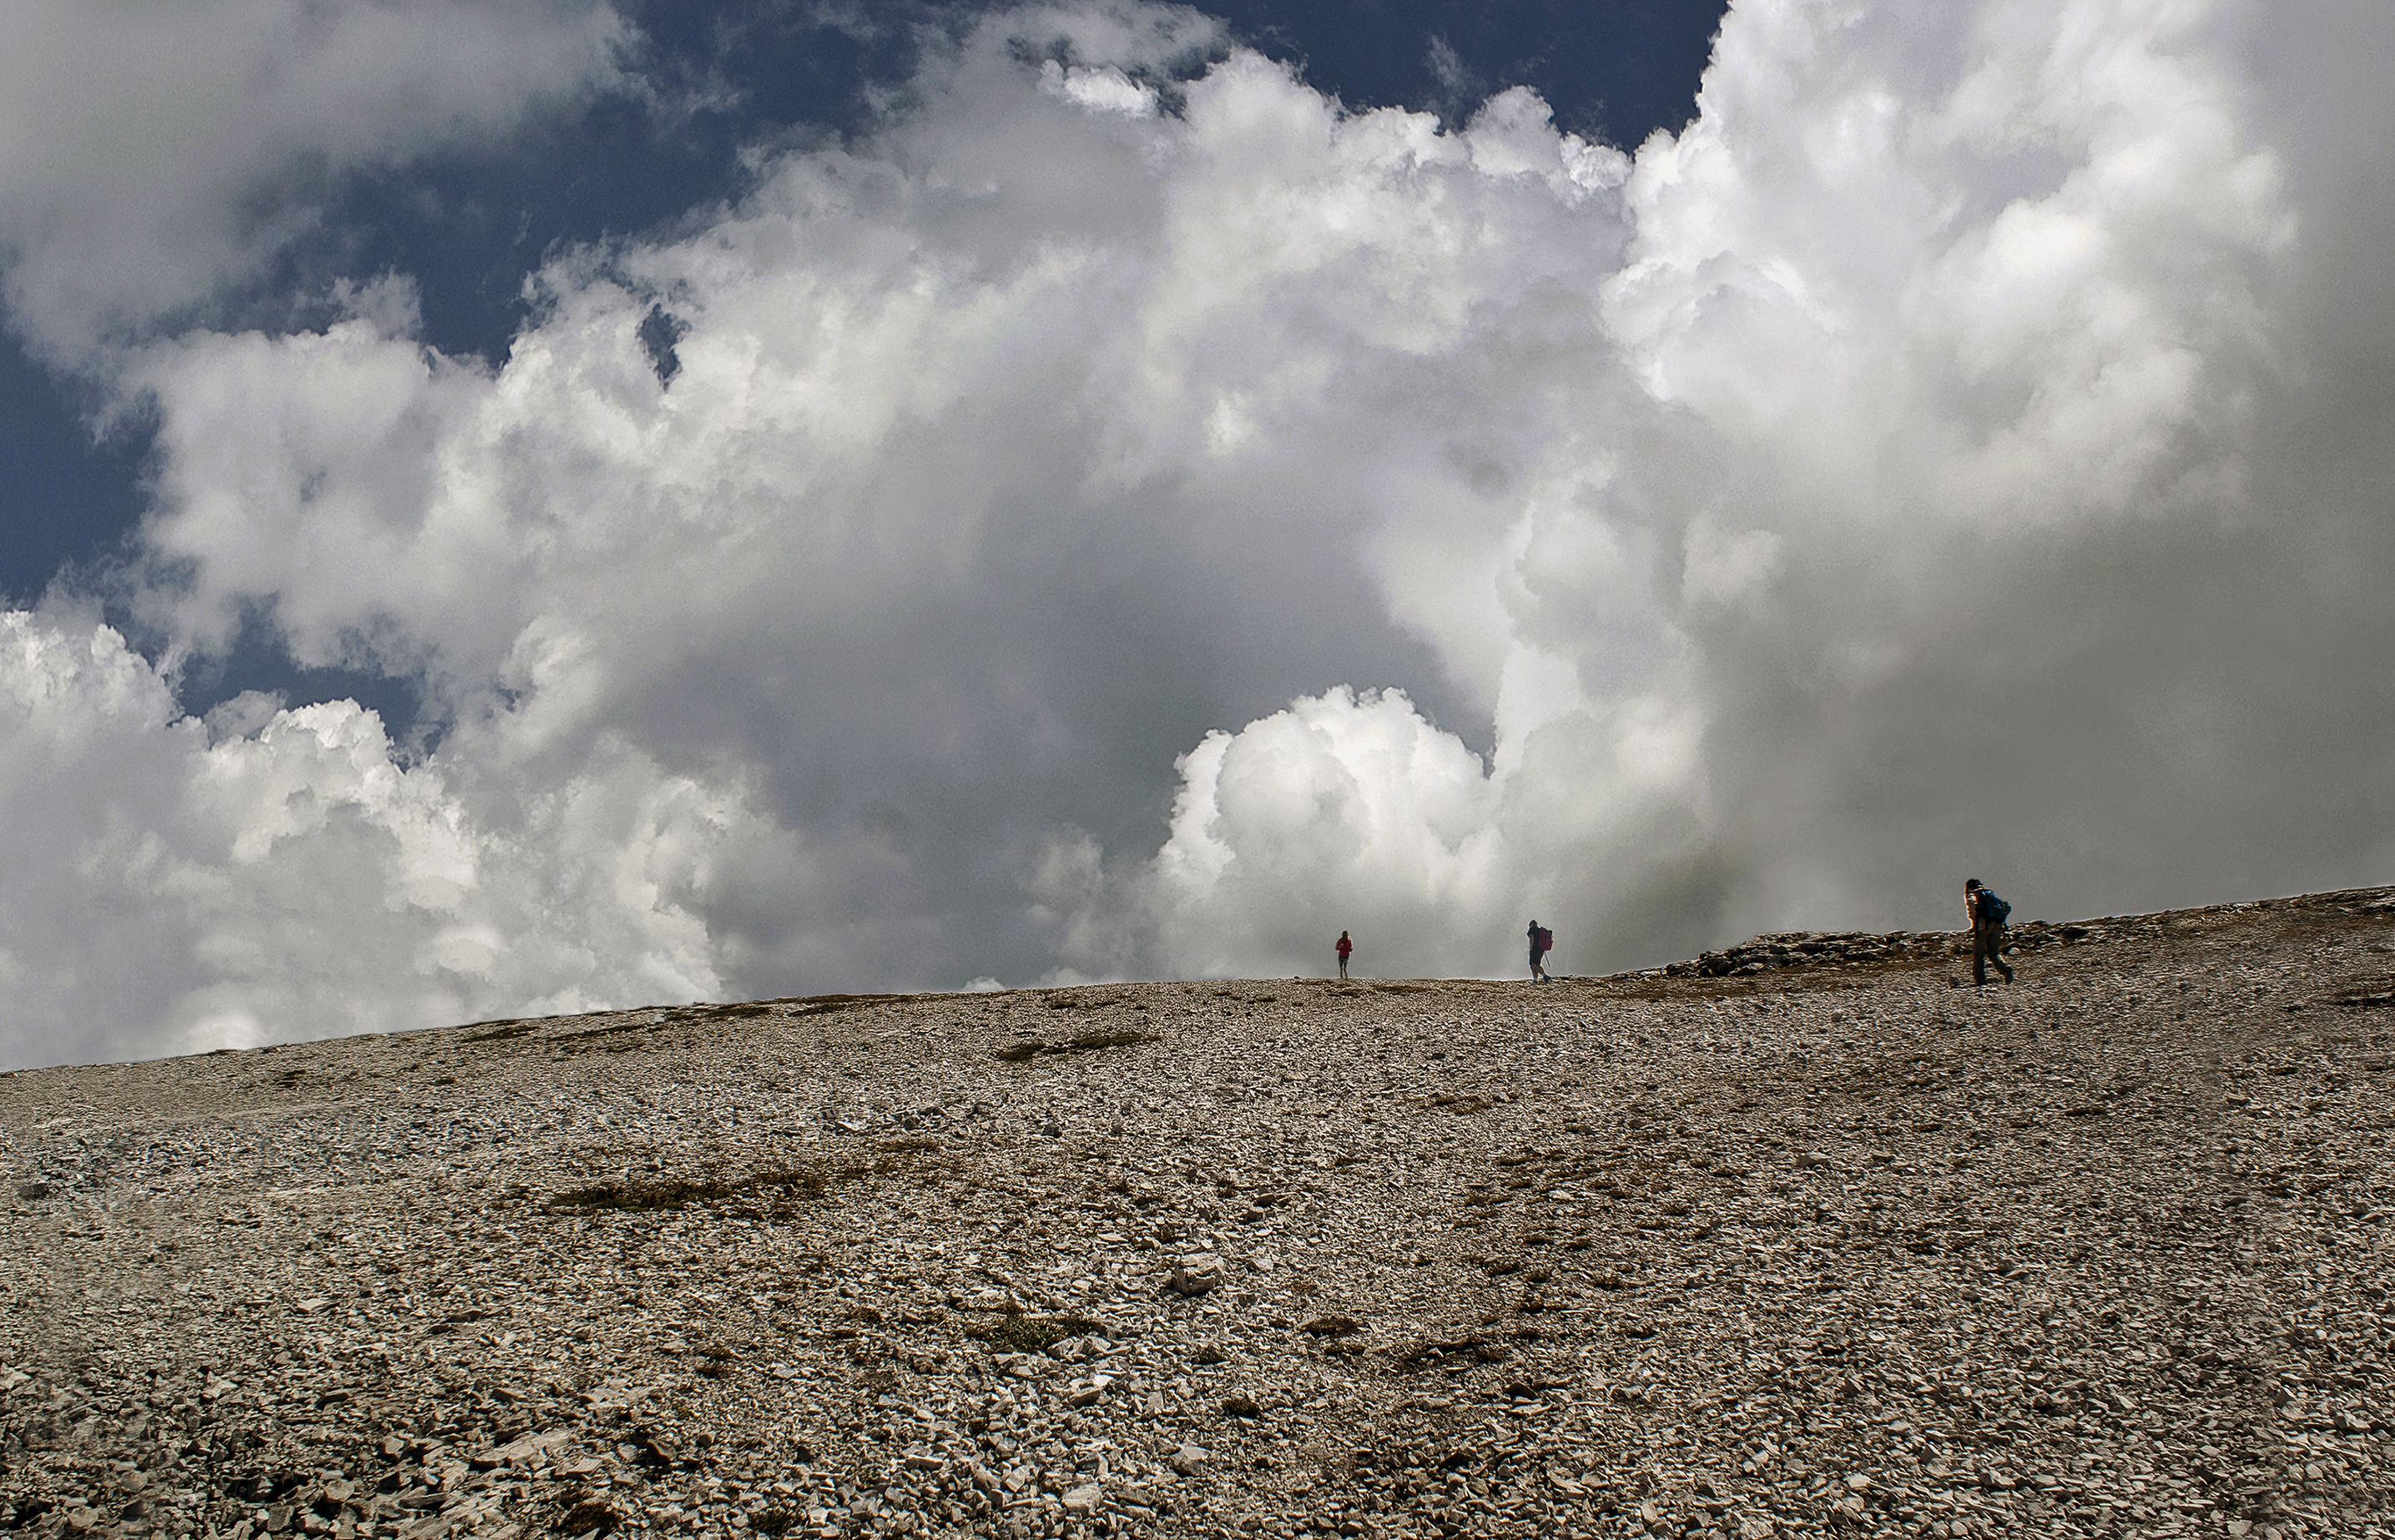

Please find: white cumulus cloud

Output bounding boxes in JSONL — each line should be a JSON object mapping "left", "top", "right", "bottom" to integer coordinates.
{"left": 0, "top": 611, "right": 740, "bottom": 1069}
{"left": 5, "top": 0, "right": 2395, "bottom": 1066}
{"left": 0, "top": 0, "right": 627, "bottom": 361}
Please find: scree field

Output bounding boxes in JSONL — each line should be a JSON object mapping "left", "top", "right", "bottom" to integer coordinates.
{"left": 4, "top": 891, "right": 2392, "bottom": 1540}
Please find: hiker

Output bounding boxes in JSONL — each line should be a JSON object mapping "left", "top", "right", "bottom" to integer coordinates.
{"left": 1526, "top": 920, "right": 1550, "bottom": 983}
{"left": 1965, "top": 878, "right": 2015, "bottom": 986}
{"left": 1335, "top": 930, "right": 1354, "bottom": 980}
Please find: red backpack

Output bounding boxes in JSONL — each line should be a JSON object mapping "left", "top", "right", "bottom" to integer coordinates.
{"left": 1535, "top": 926, "right": 1553, "bottom": 951}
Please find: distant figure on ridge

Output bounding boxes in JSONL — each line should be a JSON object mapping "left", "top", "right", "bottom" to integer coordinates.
{"left": 1964, "top": 878, "right": 2015, "bottom": 987}
{"left": 1526, "top": 919, "right": 1551, "bottom": 984}
{"left": 1335, "top": 930, "right": 1354, "bottom": 980}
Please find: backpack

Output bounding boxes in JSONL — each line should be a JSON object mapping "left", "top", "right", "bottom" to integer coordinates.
{"left": 1535, "top": 926, "right": 1554, "bottom": 952}
{"left": 1977, "top": 889, "right": 2011, "bottom": 925}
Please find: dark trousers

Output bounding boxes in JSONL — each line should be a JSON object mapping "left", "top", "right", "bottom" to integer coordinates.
{"left": 1974, "top": 920, "right": 2014, "bottom": 985}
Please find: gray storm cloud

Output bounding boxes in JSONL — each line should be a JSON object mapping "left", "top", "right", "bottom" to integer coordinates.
{"left": 3, "top": 0, "right": 2392, "bottom": 1068}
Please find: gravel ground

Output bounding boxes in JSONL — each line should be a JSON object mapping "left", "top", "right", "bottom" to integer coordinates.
{"left": 4, "top": 890, "right": 2392, "bottom": 1540}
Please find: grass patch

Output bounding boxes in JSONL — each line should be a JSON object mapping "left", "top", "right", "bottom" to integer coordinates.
{"left": 1066, "top": 1029, "right": 1150, "bottom": 1050}
{"left": 993, "top": 1029, "right": 1156, "bottom": 1062}
{"left": 976, "top": 1313, "right": 1103, "bottom": 1354}
{"left": 555, "top": 1496, "right": 620, "bottom": 1537}
{"left": 547, "top": 1141, "right": 946, "bottom": 1215}
{"left": 549, "top": 1169, "right": 828, "bottom": 1212}
{"left": 465, "top": 1019, "right": 540, "bottom": 1043}
{"left": 693, "top": 992, "right": 911, "bottom": 1019}
{"left": 1041, "top": 988, "right": 1127, "bottom": 1009}
{"left": 2321, "top": 975, "right": 2395, "bottom": 1010}
{"left": 1385, "top": 1331, "right": 1515, "bottom": 1369}
{"left": 542, "top": 994, "right": 893, "bottom": 1054}
{"left": 552, "top": 1019, "right": 658, "bottom": 1046}
{"left": 779, "top": 999, "right": 864, "bottom": 1017}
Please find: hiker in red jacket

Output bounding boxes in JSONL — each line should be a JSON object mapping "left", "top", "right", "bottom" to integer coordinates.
{"left": 1335, "top": 930, "right": 1354, "bottom": 979}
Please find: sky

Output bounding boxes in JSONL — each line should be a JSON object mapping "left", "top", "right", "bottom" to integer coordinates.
{"left": 3, "top": 0, "right": 2391, "bottom": 1070}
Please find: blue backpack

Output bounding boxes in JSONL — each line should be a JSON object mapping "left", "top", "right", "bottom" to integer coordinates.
{"left": 1978, "top": 888, "right": 2011, "bottom": 925}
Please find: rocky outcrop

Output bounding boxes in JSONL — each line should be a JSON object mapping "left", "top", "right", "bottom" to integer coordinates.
{"left": 1651, "top": 886, "right": 2395, "bottom": 983}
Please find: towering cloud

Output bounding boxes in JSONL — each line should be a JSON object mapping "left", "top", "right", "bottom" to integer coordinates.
{"left": 0, "top": 614, "right": 735, "bottom": 1066}
{"left": 3, "top": 0, "right": 2390, "bottom": 1068}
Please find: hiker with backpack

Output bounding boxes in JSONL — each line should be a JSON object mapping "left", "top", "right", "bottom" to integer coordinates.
{"left": 1335, "top": 930, "right": 1354, "bottom": 979}
{"left": 1964, "top": 878, "right": 2014, "bottom": 986}
{"left": 1526, "top": 920, "right": 1551, "bottom": 983}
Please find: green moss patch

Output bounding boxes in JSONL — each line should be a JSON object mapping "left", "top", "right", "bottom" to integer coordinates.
{"left": 547, "top": 1141, "right": 948, "bottom": 1215}
{"left": 1386, "top": 1330, "right": 1518, "bottom": 1369}
{"left": 992, "top": 1029, "right": 1156, "bottom": 1062}
{"left": 547, "top": 1168, "right": 828, "bottom": 1213}
{"left": 778, "top": 996, "right": 879, "bottom": 1016}
{"left": 975, "top": 1313, "right": 1103, "bottom": 1355}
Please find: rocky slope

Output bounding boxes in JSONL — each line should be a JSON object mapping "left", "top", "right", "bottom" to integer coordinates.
{"left": 3, "top": 890, "right": 2392, "bottom": 1540}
